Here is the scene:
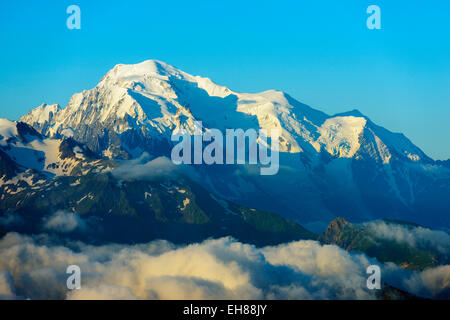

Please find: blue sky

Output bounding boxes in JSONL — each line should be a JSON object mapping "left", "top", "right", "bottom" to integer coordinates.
{"left": 0, "top": 0, "right": 449, "bottom": 159}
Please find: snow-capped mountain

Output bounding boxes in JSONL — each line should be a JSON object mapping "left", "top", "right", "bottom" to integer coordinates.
{"left": 0, "top": 119, "right": 113, "bottom": 183}
{"left": 20, "top": 60, "right": 429, "bottom": 164}
{"left": 18, "top": 60, "right": 450, "bottom": 229}
{"left": 19, "top": 103, "right": 61, "bottom": 135}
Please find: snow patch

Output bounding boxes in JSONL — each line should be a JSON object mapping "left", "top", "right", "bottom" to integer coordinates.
{"left": 317, "top": 116, "right": 366, "bottom": 158}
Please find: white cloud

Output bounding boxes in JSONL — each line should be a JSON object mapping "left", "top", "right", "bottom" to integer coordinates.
{"left": 363, "top": 220, "right": 450, "bottom": 255}
{"left": 0, "top": 233, "right": 448, "bottom": 300}
{"left": 0, "top": 212, "right": 24, "bottom": 227}
{"left": 68, "top": 285, "right": 138, "bottom": 300}
{"left": 112, "top": 155, "right": 177, "bottom": 181}
{"left": 0, "top": 271, "right": 16, "bottom": 300}
{"left": 43, "top": 211, "right": 86, "bottom": 233}
{"left": 402, "top": 265, "right": 450, "bottom": 299}
{"left": 111, "top": 154, "right": 199, "bottom": 182}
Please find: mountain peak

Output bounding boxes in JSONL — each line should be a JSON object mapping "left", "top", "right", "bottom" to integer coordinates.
{"left": 100, "top": 59, "right": 186, "bottom": 85}
{"left": 328, "top": 217, "right": 351, "bottom": 231}
{"left": 318, "top": 217, "right": 354, "bottom": 245}
{"left": 19, "top": 103, "right": 61, "bottom": 130}
{"left": 117, "top": 59, "right": 180, "bottom": 75}
{"left": 334, "top": 109, "right": 366, "bottom": 119}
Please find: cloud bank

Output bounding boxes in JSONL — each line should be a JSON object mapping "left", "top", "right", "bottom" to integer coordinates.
{"left": 363, "top": 220, "right": 450, "bottom": 255}
{"left": 0, "top": 233, "right": 448, "bottom": 300}
{"left": 42, "top": 211, "right": 87, "bottom": 233}
{"left": 0, "top": 212, "right": 24, "bottom": 228}
{"left": 112, "top": 154, "right": 198, "bottom": 182}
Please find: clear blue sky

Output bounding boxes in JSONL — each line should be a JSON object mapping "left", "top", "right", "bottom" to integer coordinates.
{"left": 0, "top": 0, "right": 449, "bottom": 159}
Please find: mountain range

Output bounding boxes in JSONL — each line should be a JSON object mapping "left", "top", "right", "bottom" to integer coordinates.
{"left": 1, "top": 59, "right": 449, "bottom": 247}
{"left": 10, "top": 60, "right": 449, "bottom": 231}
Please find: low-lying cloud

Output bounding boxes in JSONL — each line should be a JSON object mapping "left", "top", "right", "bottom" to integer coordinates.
{"left": 0, "top": 233, "right": 448, "bottom": 300}
{"left": 112, "top": 154, "right": 189, "bottom": 181}
{"left": 0, "top": 212, "right": 25, "bottom": 228}
{"left": 42, "top": 210, "right": 87, "bottom": 233}
{"left": 363, "top": 220, "right": 450, "bottom": 255}
{"left": 0, "top": 271, "right": 15, "bottom": 299}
